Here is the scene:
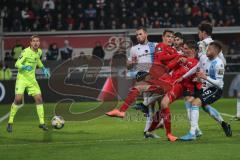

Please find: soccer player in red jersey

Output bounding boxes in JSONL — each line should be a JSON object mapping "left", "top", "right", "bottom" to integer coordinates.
{"left": 146, "top": 41, "right": 199, "bottom": 141}
{"left": 105, "top": 29, "right": 176, "bottom": 118}
{"left": 154, "top": 30, "right": 179, "bottom": 66}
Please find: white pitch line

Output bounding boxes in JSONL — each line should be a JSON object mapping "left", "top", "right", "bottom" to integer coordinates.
{"left": 0, "top": 112, "right": 10, "bottom": 123}
{"left": 219, "top": 112, "right": 235, "bottom": 118}
{"left": 0, "top": 104, "right": 24, "bottom": 123}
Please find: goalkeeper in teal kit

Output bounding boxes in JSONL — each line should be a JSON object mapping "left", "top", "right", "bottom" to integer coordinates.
{"left": 7, "top": 35, "right": 50, "bottom": 132}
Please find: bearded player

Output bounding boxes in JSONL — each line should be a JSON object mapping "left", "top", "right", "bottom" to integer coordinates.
{"left": 7, "top": 35, "right": 50, "bottom": 132}
{"left": 105, "top": 30, "right": 177, "bottom": 118}
{"left": 177, "top": 23, "right": 231, "bottom": 138}
{"left": 180, "top": 42, "right": 232, "bottom": 140}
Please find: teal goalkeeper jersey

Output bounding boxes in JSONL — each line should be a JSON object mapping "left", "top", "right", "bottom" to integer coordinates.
{"left": 15, "top": 47, "right": 44, "bottom": 81}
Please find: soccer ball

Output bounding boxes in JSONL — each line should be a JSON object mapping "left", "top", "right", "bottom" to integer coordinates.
{"left": 51, "top": 116, "right": 65, "bottom": 129}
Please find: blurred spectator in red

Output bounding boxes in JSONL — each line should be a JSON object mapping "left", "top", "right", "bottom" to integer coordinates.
{"left": 191, "top": 3, "right": 200, "bottom": 16}
{"left": 21, "top": 6, "right": 35, "bottom": 30}
{"left": 65, "top": 14, "right": 75, "bottom": 30}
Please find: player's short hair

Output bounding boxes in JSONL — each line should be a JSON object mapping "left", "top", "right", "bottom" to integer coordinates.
{"left": 209, "top": 41, "right": 222, "bottom": 53}
{"left": 163, "top": 29, "right": 174, "bottom": 36}
{"left": 184, "top": 40, "right": 198, "bottom": 50}
{"left": 136, "top": 26, "right": 147, "bottom": 33}
{"left": 30, "top": 35, "right": 40, "bottom": 40}
{"left": 198, "top": 22, "right": 212, "bottom": 36}
{"left": 174, "top": 32, "right": 183, "bottom": 39}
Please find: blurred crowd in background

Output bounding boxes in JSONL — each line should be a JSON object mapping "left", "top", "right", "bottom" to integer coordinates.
{"left": 0, "top": 0, "right": 240, "bottom": 31}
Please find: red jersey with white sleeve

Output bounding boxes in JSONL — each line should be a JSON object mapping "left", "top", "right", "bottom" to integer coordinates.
{"left": 167, "top": 56, "right": 199, "bottom": 102}
{"left": 163, "top": 56, "right": 199, "bottom": 83}
{"left": 149, "top": 56, "right": 199, "bottom": 102}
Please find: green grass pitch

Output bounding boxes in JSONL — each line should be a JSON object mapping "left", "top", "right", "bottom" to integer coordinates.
{"left": 0, "top": 99, "right": 240, "bottom": 160}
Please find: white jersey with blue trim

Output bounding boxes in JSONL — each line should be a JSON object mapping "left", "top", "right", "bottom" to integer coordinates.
{"left": 128, "top": 42, "right": 157, "bottom": 72}
{"left": 198, "top": 37, "right": 226, "bottom": 66}
{"left": 200, "top": 55, "right": 224, "bottom": 90}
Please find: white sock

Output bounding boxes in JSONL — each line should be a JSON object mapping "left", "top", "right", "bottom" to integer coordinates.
{"left": 184, "top": 101, "right": 191, "bottom": 123}
{"left": 190, "top": 106, "right": 199, "bottom": 135}
{"left": 237, "top": 98, "right": 240, "bottom": 117}
{"left": 144, "top": 105, "right": 154, "bottom": 132}
{"left": 143, "top": 93, "right": 161, "bottom": 106}
{"left": 143, "top": 92, "right": 150, "bottom": 105}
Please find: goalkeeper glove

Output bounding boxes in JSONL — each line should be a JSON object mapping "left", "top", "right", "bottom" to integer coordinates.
{"left": 42, "top": 67, "right": 50, "bottom": 78}
{"left": 21, "top": 65, "right": 33, "bottom": 71}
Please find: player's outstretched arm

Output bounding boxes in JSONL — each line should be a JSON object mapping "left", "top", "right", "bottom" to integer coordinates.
{"left": 182, "top": 62, "right": 199, "bottom": 79}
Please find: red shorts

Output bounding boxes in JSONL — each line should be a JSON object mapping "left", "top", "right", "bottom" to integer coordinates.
{"left": 147, "top": 78, "right": 172, "bottom": 93}
{"left": 166, "top": 83, "right": 183, "bottom": 103}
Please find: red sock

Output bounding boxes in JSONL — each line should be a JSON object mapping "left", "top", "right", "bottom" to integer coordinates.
{"left": 119, "top": 88, "right": 139, "bottom": 112}
{"left": 161, "top": 107, "right": 171, "bottom": 135}
{"left": 148, "top": 111, "right": 160, "bottom": 132}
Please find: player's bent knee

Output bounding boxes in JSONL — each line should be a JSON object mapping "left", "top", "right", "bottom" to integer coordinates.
{"left": 14, "top": 99, "right": 22, "bottom": 105}
{"left": 35, "top": 98, "right": 43, "bottom": 104}
{"left": 14, "top": 97, "right": 23, "bottom": 105}
{"left": 34, "top": 95, "right": 43, "bottom": 104}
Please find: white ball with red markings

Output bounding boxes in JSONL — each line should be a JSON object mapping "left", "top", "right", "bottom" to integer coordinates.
{"left": 51, "top": 116, "right": 65, "bottom": 129}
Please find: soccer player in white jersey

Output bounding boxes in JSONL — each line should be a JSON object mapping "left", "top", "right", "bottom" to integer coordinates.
{"left": 127, "top": 26, "right": 156, "bottom": 77}
{"left": 107, "top": 26, "right": 158, "bottom": 138}
{"left": 177, "top": 22, "right": 232, "bottom": 138}
{"left": 127, "top": 26, "right": 158, "bottom": 138}
{"left": 198, "top": 22, "right": 226, "bottom": 65}
{"left": 180, "top": 42, "right": 232, "bottom": 140}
